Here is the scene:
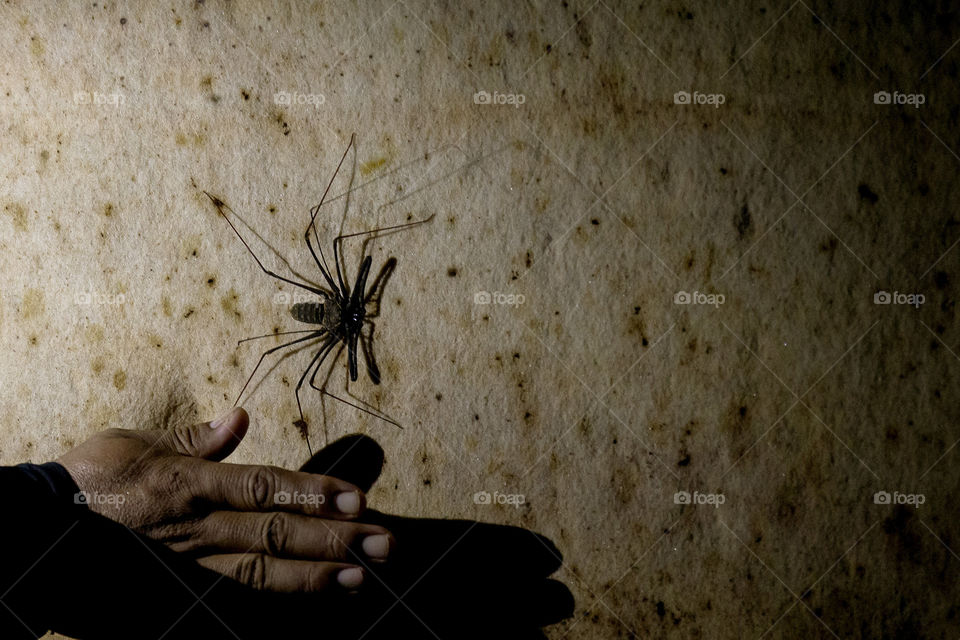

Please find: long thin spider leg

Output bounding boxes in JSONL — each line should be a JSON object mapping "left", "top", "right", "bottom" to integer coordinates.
{"left": 203, "top": 192, "right": 324, "bottom": 295}
{"left": 306, "top": 134, "right": 355, "bottom": 295}
{"left": 237, "top": 329, "right": 319, "bottom": 346}
{"left": 332, "top": 214, "right": 434, "bottom": 296}
{"left": 235, "top": 331, "right": 325, "bottom": 407}
{"left": 305, "top": 204, "right": 338, "bottom": 291}
{"left": 308, "top": 342, "right": 401, "bottom": 429}
{"left": 294, "top": 336, "right": 339, "bottom": 455}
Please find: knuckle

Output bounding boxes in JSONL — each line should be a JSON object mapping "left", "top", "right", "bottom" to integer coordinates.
{"left": 262, "top": 512, "right": 289, "bottom": 557}
{"left": 236, "top": 554, "right": 268, "bottom": 590}
{"left": 321, "top": 524, "right": 351, "bottom": 559}
{"left": 245, "top": 467, "right": 276, "bottom": 509}
{"left": 170, "top": 425, "right": 200, "bottom": 456}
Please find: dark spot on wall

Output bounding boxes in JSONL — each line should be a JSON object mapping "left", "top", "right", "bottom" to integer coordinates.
{"left": 642, "top": 337, "right": 649, "bottom": 346}
{"left": 735, "top": 204, "right": 751, "bottom": 238}
{"left": 447, "top": 267, "right": 458, "bottom": 277}
{"left": 882, "top": 506, "right": 924, "bottom": 565}
{"left": 474, "top": 414, "right": 480, "bottom": 421}
{"left": 5, "top": 202, "right": 28, "bottom": 231}
{"left": 206, "top": 276, "right": 217, "bottom": 287}
{"left": 590, "top": 218, "right": 599, "bottom": 226}
{"left": 183, "top": 307, "right": 195, "bottom": 318}
{"left": 933, "top": 271, "right": 948, "bottom": 290}
{"left": 918, "top": 182, "right": 929, "bottom": 196}
{"left": 857, "top": 183, "right": 879, "bottom": 204}
{"left": 739, "top": 406, "right": 747, "bottom": 417}
{"left": 200, "top": 75, "right": 221, "bottom": 103}
{"left": 268, "top": 205, "right": 276, "bottom": 215}
{"left": 435, "top": 393, "right": 443, "bottom": 401}
{"left": 120, "top": 17, "right": 126, "bottom": 25}
{"left": 221, "top": 290, "right": 242, "bottom": 321}
{"left": 113, "top": 370, "right": 127, "bottom": 390}
{"left": 656, "top": 601, "right": 666, "bottom": 618}
{"left": 28, "top": 334, "right": 38, "bottom": 346}
{"left": 677, "top": 453, "right": 690, "bottom": 466}
{"left": 241, "top": 89, "right": 250, "bottom": 101}
{"left": 273, "top": 111, "right": 291, "bottom": 136}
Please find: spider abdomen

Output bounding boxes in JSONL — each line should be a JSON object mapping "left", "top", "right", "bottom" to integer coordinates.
{"left": 291, "top": 301, "right": 325, "bottom": 325}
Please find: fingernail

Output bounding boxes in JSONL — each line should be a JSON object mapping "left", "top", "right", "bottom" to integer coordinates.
{"left": 337, "top": 567, "right": 364, "bottom": 590}
{"left": 362, "top": 534, "right": 391, "bottom": 559}
{"left": 335, "top": 491, "right": 361, "bottom": 515}
{"left": 210, "top": 408, "right": 237, "bottom": 429}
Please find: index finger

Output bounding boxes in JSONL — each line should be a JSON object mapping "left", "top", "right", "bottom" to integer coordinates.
{"left": 188, "top": 459, "right": 366, "bottom": 519}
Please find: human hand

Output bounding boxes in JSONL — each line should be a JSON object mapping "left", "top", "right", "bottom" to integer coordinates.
{"left": 57, "top": 407, "right": 394, "bottom": 593}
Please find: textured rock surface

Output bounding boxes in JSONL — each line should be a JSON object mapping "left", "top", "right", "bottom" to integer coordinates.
{"left": 1, "top": 1, "right": 958, "bottom": 638}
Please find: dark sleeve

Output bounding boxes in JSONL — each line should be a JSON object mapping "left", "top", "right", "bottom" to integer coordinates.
{"left": 0, "top": 462, "right": 346, "bottom": 640}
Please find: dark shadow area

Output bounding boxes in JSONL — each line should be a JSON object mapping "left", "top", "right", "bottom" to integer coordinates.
{"left": 298, "top": 434, "right": 575, "bottom": 639}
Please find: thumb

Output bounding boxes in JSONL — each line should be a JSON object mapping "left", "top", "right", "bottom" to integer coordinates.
{"left": 169, "top": 407, "right": 249, "bottom": 460}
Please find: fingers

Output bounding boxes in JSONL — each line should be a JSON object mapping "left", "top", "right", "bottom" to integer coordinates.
{"left": 190, "top": 459, "right": 366, "bottom": 519}
{"left": 155, "top": 407, "right": 250, "bottom": 460}
{"left": 197, "top": 554, "right": 365, "bottom": 593}
{"left": 196, "top": 511, "right": 394, "bottom": 563}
